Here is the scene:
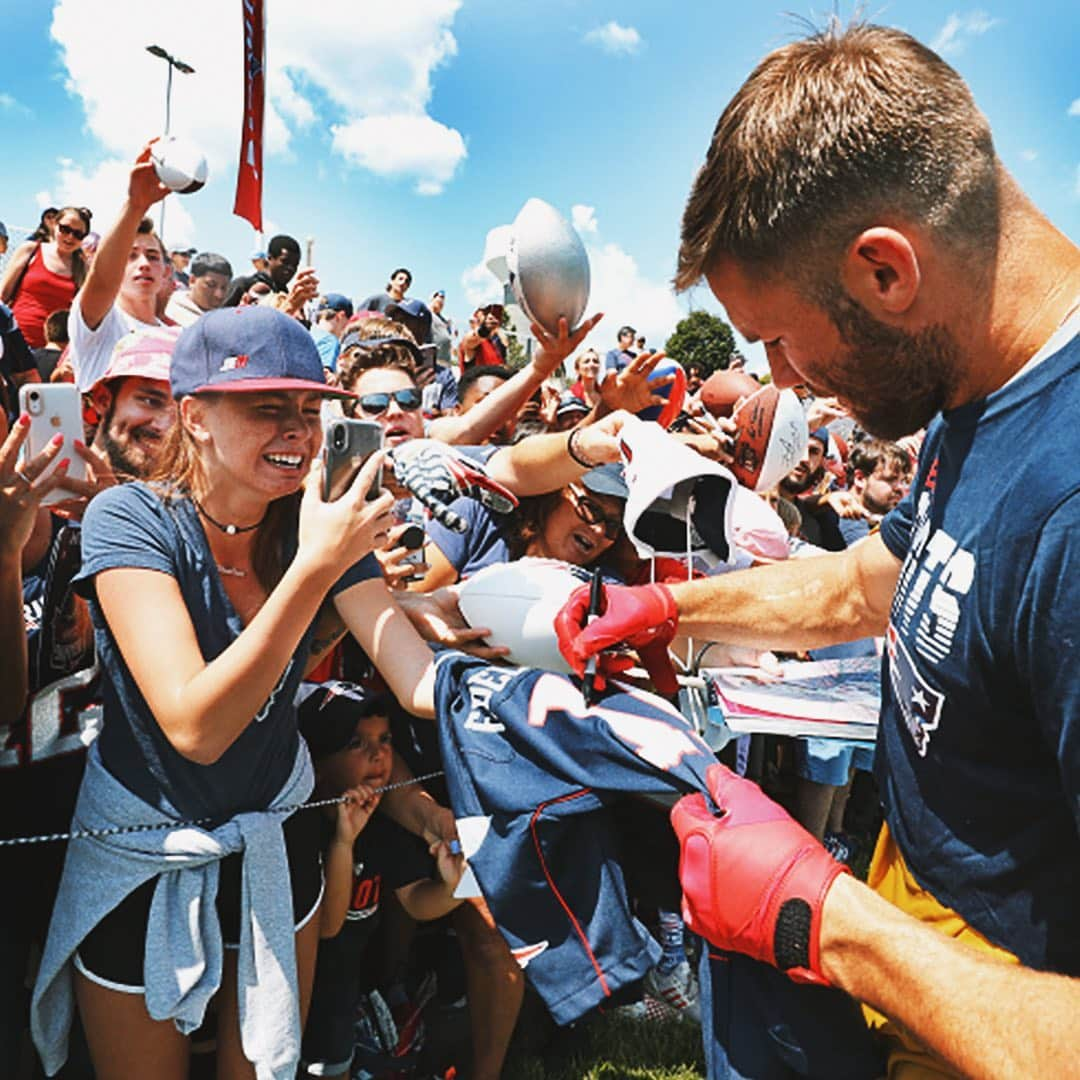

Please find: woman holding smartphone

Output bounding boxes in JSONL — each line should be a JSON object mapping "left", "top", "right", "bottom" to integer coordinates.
{"left": 32, "top": 306, "right": 450, "bottom": 1080}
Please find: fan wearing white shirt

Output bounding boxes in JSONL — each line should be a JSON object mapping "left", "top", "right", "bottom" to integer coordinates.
{"left": 69, "top": 145, "right": 173, "bottom": 392}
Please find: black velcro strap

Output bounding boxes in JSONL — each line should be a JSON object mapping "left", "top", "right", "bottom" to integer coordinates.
{"left": 774, "top": 897, "right": 812, "bottom": 972}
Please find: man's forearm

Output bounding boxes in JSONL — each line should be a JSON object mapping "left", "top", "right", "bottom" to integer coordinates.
{"left": 429, "top": 359, "right": 547, "bottom": 446}
{"left": 487, "top": 431, "right": 587, "bottom": 495}
{"left": 79, "top": 199, "right": 146, "bottom": 329}
{"left": 821, "top": 874, "right": 1080, "bottom": 1079}
{"left": 668, "top": 533, "right": 898, "bottom": 652}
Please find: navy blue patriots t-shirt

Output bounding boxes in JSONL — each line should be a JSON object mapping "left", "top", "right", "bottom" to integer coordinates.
{"left": 75, "top": 482, "right": 380, "bottom": 822}
{"left": 877, "top": 323, "right": 1080, "bottom": 973}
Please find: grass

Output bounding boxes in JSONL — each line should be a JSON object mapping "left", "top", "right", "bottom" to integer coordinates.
{"left": 503, "top": 1013, "right": 706, "bottom": 1080}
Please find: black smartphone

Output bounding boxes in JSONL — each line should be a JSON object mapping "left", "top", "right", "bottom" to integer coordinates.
{"left": 416, "top": 343, "right": 438, "bottom": 370}
{"left": 322, "top": 419, "right": 384, "bottom": 501}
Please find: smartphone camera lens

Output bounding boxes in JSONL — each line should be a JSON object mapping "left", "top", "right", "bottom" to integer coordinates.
{"left": 334, "top": 427, "right": 346, "bottom": 449}
{"left": 26, "top": 390, "right": 43, "bottom": 416}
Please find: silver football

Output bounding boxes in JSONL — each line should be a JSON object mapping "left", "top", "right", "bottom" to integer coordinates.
{"left": 506, "top": 198, "right": 590, "bottom": 335}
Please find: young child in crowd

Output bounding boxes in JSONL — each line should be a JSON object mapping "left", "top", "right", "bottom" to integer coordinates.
{"left": 297, "top": 681, "right": 464, "bottom": 1080}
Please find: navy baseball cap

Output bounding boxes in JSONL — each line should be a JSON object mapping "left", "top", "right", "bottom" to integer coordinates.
{"left": 318, "top": 293, "right": 354, "bottom": 317}
{"left": 339, "top": 330, "right": 424, "bottom": 367}
{"left": 170, "top": 305, "right": 353, "bottom": 399}
{"left": 296, "top": 681, "right": 392, "bottom": 759}
{"left": 582, "top": 462, "right": 628, "bottom": 500}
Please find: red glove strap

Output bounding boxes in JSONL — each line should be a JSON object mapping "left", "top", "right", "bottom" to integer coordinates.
{"left": 672, "top": 765, "right": 849, "bottom": 987}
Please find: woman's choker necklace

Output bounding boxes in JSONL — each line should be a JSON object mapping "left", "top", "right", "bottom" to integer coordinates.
{"left": 194, "top": 499, "right": 267, "bottom": 537}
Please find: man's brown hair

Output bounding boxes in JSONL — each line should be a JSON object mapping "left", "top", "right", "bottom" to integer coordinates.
{"left": 337, "top": 316, "right": 418, "bottom": 394}
{"left": 676, "top": 21, "right": 999, "bottom": 294}
{"left": 848, "top": 437, "right": 912, "bottom": 482}
{"left": 136, "top": 217, "right": 168, "bottom": 261}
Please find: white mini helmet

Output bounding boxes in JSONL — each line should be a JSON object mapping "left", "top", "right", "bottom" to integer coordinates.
{"left": 506, "top": 198, "right": 590, "bottom": 335}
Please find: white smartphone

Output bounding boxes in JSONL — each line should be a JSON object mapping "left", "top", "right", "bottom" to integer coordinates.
{"left": 18, "top": 383, "right": 88, "bottom": 505}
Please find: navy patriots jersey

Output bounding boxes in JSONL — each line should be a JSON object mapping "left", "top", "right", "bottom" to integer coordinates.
{"left": 433, "top": 650, "right": 715, "bottom": 1024}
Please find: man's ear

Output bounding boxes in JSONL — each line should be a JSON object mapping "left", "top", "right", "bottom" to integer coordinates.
{"left": 88, "top": 383, "right": 113, "bottom": 423}
{"left": 840, "top": 227, "right": 921, "bottom": 317}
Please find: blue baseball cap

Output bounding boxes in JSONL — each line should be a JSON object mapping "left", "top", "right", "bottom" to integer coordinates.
{"left": 582, "top": 462, "right": 628, "bottom": 500}
{"left": 318, "top": 293, "right": 354, "bottom": 317}
{"left": 170, "top": 305, "right": 353, "bottom": 399}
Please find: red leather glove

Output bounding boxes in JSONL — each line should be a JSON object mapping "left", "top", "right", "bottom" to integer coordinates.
{"left": 671, "top": 763, "right": 849, "bottom": 987}
{"left": 555, "top": 582, "right": 678, "bottom": 674}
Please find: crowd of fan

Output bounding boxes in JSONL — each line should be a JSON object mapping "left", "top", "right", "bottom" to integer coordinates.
{"left": 0, "top": 150, "right": 917, "bottom": 1080}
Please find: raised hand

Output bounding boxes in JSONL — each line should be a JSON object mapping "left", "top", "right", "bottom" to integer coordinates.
{"left": 0, "top": 417, "right": 70, "bottom": 559}
{"left": 299, "top": 451, "right": 395, "bottom": 577}
{"left": 530, "top": 313, "right": 604, "bottom": 379}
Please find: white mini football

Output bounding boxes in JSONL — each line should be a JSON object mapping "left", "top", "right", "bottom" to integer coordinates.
{"left": 151, "top": 135, "right": 209, "bottom": 194}
{"left": 457, "top": 558, "right": 590, "bottom": 674}
{"left": 506, "top": 198, "right": 590, "bottom": 335}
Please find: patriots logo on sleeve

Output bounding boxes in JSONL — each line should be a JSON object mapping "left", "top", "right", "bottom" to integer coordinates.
{"left": 887, "top": 623, "right": 945, "bottom": 757}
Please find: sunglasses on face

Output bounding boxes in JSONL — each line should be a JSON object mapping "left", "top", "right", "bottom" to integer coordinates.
{"left": 357, "top": 388, "right": 423, "bottom": 416}
{"left": 57, "top": 223, "right": 87, "bottom": 241}
{"left": 568, "top": 485, "right": 622, "bottom": 540}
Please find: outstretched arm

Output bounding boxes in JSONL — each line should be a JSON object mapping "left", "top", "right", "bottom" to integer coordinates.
{"left": 429, "top": 314, "right": 602, "bottom": 446}
{"left": 668, "top": 529, "right": 900, "bottom": 652}
{"left": 821, "top": 874, "right": 1080, "bottom": 1079}
{"left": 78, "top": 144, "right": 170, "bottom": 330}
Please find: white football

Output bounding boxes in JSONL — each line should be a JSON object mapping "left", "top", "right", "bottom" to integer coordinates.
{"left": 151, "top": 135, "right": 209, "bottom": 194}
{"left": 506, "top": 198, "right": 590, "bottom": 335}
{"left": 457, "top": 558, "right": 590, "bottom": 674}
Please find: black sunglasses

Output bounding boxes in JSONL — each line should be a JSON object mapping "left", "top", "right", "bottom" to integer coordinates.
{"left": 357, "top": 388, "right": 422, "bottom": 416}
{"left": 568, "top": 485, "right": 622, "bottom": 540}
{"left": 57, "top": 222, "right": 87, "bottom": 241}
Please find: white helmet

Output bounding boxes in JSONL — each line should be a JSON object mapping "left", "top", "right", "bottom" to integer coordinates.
{"left": 506, "top": 198, "right": 590, "bottom": 335}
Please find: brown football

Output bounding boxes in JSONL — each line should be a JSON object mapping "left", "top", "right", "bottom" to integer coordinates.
{"left": 700, "top": 368, "right": 762, "bottom": 419}
{"left": 729, "top": 384, "right": 780, "bottom": 489}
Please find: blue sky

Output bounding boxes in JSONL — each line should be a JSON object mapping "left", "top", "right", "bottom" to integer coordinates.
{"left": 2, "top": 0, "right": 1078, "bottom": 370}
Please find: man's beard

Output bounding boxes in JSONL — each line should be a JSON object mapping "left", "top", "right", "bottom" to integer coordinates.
{"left": 818, "top": 287, "right": 961, "bottom": 440}
{"left": 99, "top": 407, "right": 159, "bottom": 479}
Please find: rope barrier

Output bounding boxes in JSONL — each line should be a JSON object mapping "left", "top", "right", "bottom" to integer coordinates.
{"left": 0, "top": 770, "right": 447, "bottom": 848}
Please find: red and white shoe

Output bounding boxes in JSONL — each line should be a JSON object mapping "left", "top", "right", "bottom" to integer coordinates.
{"left": 644, "top": 961, "right": 701, "bottom": 1024}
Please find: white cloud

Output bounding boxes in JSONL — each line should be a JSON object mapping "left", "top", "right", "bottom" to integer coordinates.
{"left": 47, "top": 0, "right": 466, "bottom": 208}
{"left": 1068, "top": 98, "right": 1080, "bottom": 117}
{"left": 460, "top": 259, "right": 504, "bottom": 308}
{"left": 40, "top": 156, "right": 197, "bottom": 246}
{"left": 331, "top": 114, "right": 466, "bottom": 195}
{"left": 583, "top": 21, "right": 642, "bottom": 56}
{"left": 582, "top": 240, "right": 682, "bottom": 355}
{"left": 0, "top": 92, "right": 32, "bottom": 116}
{"left": 571, "top": 204, "right": 598, "bottom": 234}
{"left": 1020, "top": 148, "right": 1037, "bottom": 162}
{"left": 930, "top": 11, "right": 1002, "bottom": 56}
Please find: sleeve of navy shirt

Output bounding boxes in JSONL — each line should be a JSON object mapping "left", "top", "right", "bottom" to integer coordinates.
{"left": 76, "top": 483, "right": 178, "bottom": 592}
{"left": 423, "top": 496, "right": 510, "bottom": 579}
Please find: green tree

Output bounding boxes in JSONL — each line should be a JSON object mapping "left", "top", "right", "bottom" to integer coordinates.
{"left": 664, "top": 310, "right": 736, "bottom": 376}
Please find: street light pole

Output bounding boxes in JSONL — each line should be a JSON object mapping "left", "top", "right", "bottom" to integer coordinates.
{"left": 146, "top": 44, "right": 195, "bottom": 238}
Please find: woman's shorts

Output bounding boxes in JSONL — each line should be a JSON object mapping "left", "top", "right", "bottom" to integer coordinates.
{"left": 74, "top": 806, "right": 323, "bottom": 993}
